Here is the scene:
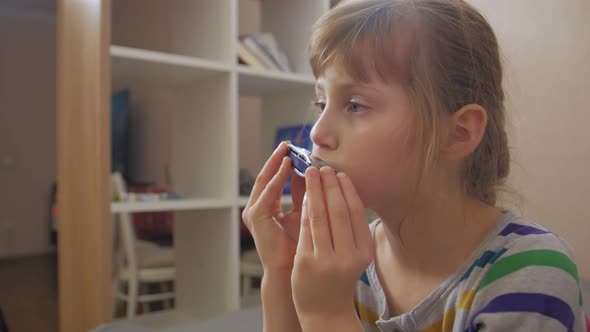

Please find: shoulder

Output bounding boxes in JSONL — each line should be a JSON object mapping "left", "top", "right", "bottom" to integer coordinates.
{"left": 466, "top": 213, "right": 586, "bottom": 331}
{"left": 484, "top": 213, "right": 579, "bottom": 292}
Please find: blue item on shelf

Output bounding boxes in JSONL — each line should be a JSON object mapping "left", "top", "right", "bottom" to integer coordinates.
{"left": 112, "top": 90, "right": 130, "bottom": 176}
{"left": 274, "top": 124, "right": 313, "bottom": 194}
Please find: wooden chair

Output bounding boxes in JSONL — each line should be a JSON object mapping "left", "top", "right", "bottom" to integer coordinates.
{"left": 111, "top": 172, "right": 176, "bottom": 318}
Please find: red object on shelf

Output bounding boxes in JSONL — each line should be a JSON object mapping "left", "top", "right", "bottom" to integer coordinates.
{"left": 127, "top": 184, "right": 174, "bottom": 235}
{"left": 133, "top": 210, "right": 173, "bottom": 235}
{"left": 239, "top": 207, "right": 251, "bottom": 238}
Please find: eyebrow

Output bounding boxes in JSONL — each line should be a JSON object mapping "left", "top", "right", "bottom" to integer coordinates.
{"left": 315, "top": 81, "right": 381, "bottom": 93}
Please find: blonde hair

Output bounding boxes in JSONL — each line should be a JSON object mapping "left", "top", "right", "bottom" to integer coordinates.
{"left": 309, "top": 0, "right": 510, "bottom": 206}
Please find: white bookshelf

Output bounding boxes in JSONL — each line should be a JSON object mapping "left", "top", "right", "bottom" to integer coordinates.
{"left": 111, "top": 198, "right": 236, "bottom": 213}
{"left": 237, "top": 64, "right": 316, "bottom": 96}
{"left": 111, "top": 196, "right": 292, "bottom": 213}
{"left": 236, "top": 195, "right": 293, "bottom": 207}
{"left": 106, "top": 0, "right": 331, "bottom": 329}
{"left": 111, "top": 46, "right": 232, "bottom": 87}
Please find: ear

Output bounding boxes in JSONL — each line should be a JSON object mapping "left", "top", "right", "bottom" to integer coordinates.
{"left": 442, "top": 104, "right": 488, "bottom": 161}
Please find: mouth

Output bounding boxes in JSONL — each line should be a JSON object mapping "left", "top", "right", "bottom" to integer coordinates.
{"left": 310, "top": 155, "right": 337, "bottom": 172}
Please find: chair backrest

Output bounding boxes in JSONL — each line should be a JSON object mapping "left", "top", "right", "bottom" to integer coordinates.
{"left": 112, "top": 172, "right": 139, "bottom": 274}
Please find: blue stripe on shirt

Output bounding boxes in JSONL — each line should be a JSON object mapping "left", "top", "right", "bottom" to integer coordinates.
{"left": 360, "top": 271, "right": 370, "bottom": 286}
{"left": 466, "top": 292, "right": 575, "bottom": 332}
{"left": 499, "top": 223, "right": 550, "bottom": 236}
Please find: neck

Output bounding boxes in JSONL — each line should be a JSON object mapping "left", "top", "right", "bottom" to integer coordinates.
{"left": 373, "top": 188, "right": 502, "bottom": 278}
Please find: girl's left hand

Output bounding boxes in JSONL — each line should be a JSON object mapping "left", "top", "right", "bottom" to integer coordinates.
{"left": 291, "top": 166, "right": 374, "bottom": 326}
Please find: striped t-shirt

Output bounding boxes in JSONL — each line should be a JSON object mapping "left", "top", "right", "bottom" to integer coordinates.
{"left": 354, "top": 212, "right": 587, "bottom": 332}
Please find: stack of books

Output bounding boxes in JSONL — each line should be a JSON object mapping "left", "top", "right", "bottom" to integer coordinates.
{"left": 237, "top": 32, "right": 292, "bottom": 72}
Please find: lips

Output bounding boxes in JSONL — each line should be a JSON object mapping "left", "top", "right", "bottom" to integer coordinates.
{"left": 310, "top": 155, "right": 337, "bottom": 172}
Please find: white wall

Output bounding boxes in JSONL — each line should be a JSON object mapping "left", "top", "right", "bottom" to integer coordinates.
{"left": 0, "top": 13, "right": 56, "bottom": 257}
{"left": 469, "top": 0, "right": 590, "bottom": 278}
{"left": 238, "top": 0, "right": 263, "bottom": 177}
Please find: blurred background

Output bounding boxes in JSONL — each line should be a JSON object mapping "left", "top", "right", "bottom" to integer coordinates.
{"left": 0, "top": 0, "right": 588, "bottom": 331}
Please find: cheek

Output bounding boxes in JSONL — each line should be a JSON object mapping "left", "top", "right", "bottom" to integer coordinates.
{"left": 344, "top": 124, "right": 421, "bottom": 208}
{"left": 348, "top": 160, "right": 417, "bottom": 209}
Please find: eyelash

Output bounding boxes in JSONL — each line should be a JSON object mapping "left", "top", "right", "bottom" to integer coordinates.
{"left": 311, "top": 100, "right": 367, "bottom": 114}
{"left": 311, "top": 101, "right": 325, "bottom": 113}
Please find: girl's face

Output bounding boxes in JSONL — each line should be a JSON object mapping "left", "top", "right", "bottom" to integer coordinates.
{"left": 310, "top": 64, "right": 421, "bottom": 212}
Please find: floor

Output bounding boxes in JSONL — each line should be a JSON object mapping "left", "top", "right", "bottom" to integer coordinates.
{"left": 0, "top": 253, "right": 58, "bottom": 332}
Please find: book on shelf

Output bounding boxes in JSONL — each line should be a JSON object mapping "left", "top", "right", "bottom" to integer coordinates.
{"left": 250, "top": 33, "right": 292, "bottom": 72}
{"left": 241, "top": 36, "right": 281, "bottom": 70}
{"left": 238, "top": 33, "right": 292, "bottom": 72}
{"left": 237, "top": 40, "right": 268, "bottom": 70}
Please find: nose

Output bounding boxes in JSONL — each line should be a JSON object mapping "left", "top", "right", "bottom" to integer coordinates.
{"left": 310, "top": 107, "right": 338, "bottom": 152}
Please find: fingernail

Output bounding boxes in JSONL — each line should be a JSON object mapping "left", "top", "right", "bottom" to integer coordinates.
{"left": 320, "top": 166, "right": 334, "bottom": 177}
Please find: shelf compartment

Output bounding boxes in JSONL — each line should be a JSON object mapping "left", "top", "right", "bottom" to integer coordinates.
{"left": 113, "top": 0, "right": 233, "bottom": 63}
{"left": 174, "top": 208, "right": 240, "bottom": 317}
{"left": 111, "top": 46, "right": 231, "bottom": 88}
{"left": 116, "top": 72, "right": 234, "bottom": 200}
{"left": 237, "top": 0, "right": 330, "bottom": 75}
{"left": 237, "top": 65, "right": 315, "bottom": 96}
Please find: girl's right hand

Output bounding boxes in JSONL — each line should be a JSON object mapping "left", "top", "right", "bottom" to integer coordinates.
{"left": 242, "top": 141, "right": 306, "bottom": 274}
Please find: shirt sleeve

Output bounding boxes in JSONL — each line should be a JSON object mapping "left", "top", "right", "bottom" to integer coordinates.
{"left": 465, "top": 235, "right": 587, "bottom": 332}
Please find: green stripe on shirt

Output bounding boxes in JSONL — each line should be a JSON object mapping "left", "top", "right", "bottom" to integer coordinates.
{"left": 478, "top": 249, "right": 583, "bottom": 305}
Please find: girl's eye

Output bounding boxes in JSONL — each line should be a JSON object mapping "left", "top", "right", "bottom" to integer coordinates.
{"left": 349, "top": 101, "right": 366, "bottom": 113}
{"left": 311, "top": 100, "right": 367, "bottom": 114}
{"left": 312, "top": 100, "right": 326, "bottom": 113}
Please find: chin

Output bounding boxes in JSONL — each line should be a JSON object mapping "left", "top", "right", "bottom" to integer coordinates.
{"left": 342, "top": 174, "right": 372, "bottom": 205}
{"left": 354, "top": 188, "right": 373, "bottom": 209}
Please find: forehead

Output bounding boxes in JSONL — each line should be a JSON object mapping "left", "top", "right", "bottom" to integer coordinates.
{"left": 317, "top": 38, "right": 414, "bottom": 90}
{"left": 315, "top": 63, "right": 394, "bottom": 94}
{"left": 315, "top": 66, "right": 353, "bottom": 88}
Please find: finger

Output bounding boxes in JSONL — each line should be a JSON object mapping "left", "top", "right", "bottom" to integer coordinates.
{"left": 290, "top": 171, "right": 306, "bottom": 213}
{"left": 246, "top": 142, "right": 290, "bottom": 210}
{"left": 297, "top": 193, "right": 313, "bottom": 253}
{"left": 255, "top": 156, "right": 292, "bottom": 214}
{"left": 305, "top": 166, "right": 333, "bottom": 254}
{"left": 320, "top": 166, "right": 354, "bottom": 253}
{"left": 337, "top": 172, "right": 371, "bottom": 249}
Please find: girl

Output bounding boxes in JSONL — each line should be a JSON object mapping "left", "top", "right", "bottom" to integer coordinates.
{"left": 242, "top": 0, "right": 587, "bottom": 331}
